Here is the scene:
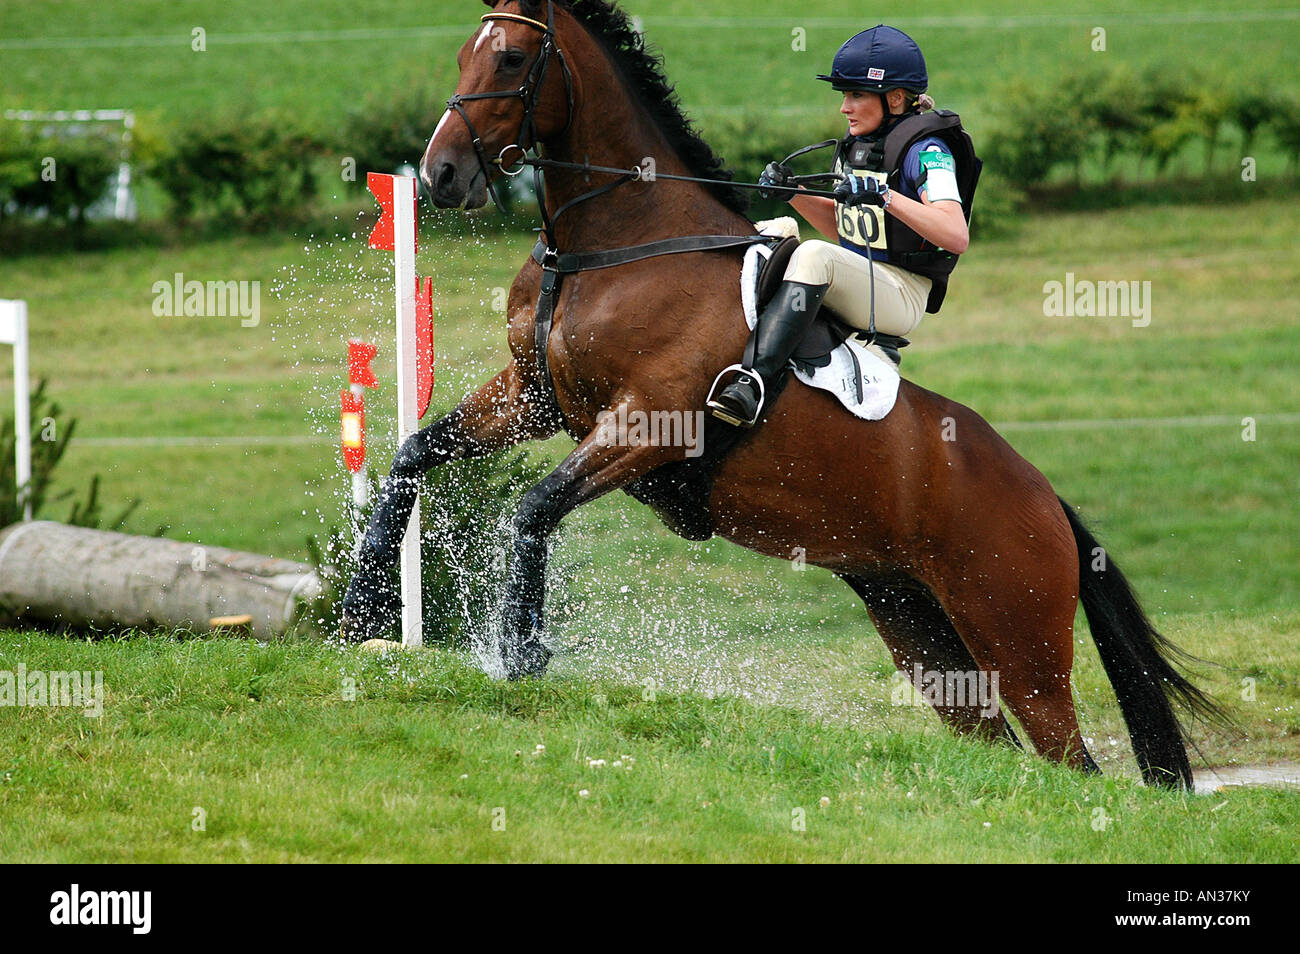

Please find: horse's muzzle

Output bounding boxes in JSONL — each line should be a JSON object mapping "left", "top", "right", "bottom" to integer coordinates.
{"left": 420, "top": 155, "right": 488, "bottom": 210}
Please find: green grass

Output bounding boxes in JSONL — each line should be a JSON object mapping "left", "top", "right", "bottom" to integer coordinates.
{"left": 4, "top": 0, "right": 1298, "bottom": 131}
{"left": 0, "top": 191, "right": 1297, "bottom": 860}
{"left": 1, "top": 633, "right": 1295, "bottom": 863}
{"left": 1, "top": 196, "right": 1295, "bottom": 611}
{"left": 3, "top": 0, "right": 1298, "bottom": 192}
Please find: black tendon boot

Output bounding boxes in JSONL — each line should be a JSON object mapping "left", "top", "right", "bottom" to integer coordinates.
{"left": 707, "top": 280, "right": 828, "bottom": 427}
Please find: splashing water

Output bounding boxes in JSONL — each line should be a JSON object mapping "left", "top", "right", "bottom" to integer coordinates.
{"left": 276, "top": 210, "right": 509, "bottom": 638}
{"left": 275, "top": 211, "right": 909, "bottom": 730}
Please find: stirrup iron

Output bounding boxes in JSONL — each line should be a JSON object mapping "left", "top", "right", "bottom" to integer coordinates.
{"left": 706, "top": 363, "right": 766, "bottom": 428}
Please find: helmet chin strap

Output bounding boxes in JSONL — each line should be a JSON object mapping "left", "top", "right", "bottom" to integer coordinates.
{"left": 870, "top": 91, "right": 920, "bottom": 138}
{"left": 870, "top": 99, "right": 905, "bottom": 139}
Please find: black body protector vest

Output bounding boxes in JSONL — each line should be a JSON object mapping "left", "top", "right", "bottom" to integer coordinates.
{"left": 833, "top": 109, "right": 981, "bottom": 313}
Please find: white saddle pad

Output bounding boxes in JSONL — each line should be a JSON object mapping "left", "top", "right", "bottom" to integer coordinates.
{"left": 741, "top": 221, "right": 900, "bottom": 421}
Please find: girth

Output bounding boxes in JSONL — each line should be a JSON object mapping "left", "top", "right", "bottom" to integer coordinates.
{"left": 527, "top": 234, "right": 774, "bottom": 427}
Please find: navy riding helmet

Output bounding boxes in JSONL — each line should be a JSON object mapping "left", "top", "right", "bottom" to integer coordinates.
{"left": 817, "top": 24, "right": 928, "bottom": 93}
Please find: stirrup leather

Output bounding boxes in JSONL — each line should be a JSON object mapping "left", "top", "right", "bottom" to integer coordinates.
{"left": 705, "top": 364, "right": 766, "bottom": 427}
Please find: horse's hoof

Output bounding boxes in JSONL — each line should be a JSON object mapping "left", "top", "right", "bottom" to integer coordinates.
{"left": 502, "top": 638, "right": 553, "bottom": 680}
{"left": 500, "top": 597, "right": 550, "bottom": 678}
{"left": 340, "top": 570, "right": 401, "bottom": 643}
{"left": 340, "top": 611, "right": 385, "bottom": 643}
{"left": 358, "top": 638, "right": 404, "bottom": 654}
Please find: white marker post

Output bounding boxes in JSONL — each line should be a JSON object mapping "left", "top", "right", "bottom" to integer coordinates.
{"left": 368, "top": 173, "right": 426, "bottom": 648}
{"left": 0, "top": 300, "right": 31, "bottom": 521}
{"left": 391, "top": 176, "right": 422, "bottom": 648}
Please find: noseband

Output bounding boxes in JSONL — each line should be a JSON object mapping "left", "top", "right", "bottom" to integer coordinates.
{"left": 444, "top": 1, "right": 575, "bottom": 221}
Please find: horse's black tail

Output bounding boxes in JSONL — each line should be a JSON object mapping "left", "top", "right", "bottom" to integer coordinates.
{"left": 1058, "top": 497, "right": 1227, "bottom": 789}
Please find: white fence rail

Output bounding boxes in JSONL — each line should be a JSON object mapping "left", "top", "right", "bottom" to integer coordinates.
{"left": 3, "top": 108, "right": 136, "bottom": 220}
{"left": 0, "top": 300, "right": 31, "bottom": 520}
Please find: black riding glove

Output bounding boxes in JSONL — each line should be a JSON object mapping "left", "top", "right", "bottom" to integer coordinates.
{"left": 758, "top": 161, "right": 795, "bottom": 199}
{"left": 833, "top": 173, "right": 889, "bottom": 207}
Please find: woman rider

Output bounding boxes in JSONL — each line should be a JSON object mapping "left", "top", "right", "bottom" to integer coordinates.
{"left": 708, "top": 24, "right": 978, "bottom": 428}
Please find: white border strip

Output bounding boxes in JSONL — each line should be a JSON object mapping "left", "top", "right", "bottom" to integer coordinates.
{"left": 0, "top": 300, "right": 31, "bottom": 520}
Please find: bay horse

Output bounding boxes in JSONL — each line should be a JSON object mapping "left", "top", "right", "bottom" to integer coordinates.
{"left": 343, "top": 0, "right": 1221, "bottom": 788}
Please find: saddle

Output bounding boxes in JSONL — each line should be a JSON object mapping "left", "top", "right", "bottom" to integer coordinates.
{"left": 621, "top": 236, "right": 907, "bottom": 544}
{"left": 755, "top": 236, "right": 910, "bottom": 367}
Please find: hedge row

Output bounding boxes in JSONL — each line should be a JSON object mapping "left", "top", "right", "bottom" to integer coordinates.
{"left": 0, "top": 111, "right": 323, "bottom": 227}
{"left": 2, "top": 68, "right": 1297, "bottom": 229}
{"left": 982, "top": 65, "right": 1300, "bottom": 190}
{"left": 150, "top": 115, "right": 323, "bottom": 225}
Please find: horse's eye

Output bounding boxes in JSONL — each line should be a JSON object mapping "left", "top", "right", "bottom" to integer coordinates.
{"left": 501, "top": 50, "right": 527, "bottom": 71}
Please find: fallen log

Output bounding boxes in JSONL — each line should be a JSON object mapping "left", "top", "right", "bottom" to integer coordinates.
{"left": 0, "top": 521, "right": 321, "bottom": 639}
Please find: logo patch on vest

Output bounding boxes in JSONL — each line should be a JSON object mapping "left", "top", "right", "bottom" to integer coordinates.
{"left": 918, "top": 148, "right": 961, "bottom": 204}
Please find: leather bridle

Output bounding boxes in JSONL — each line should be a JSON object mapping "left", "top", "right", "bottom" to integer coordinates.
{"left": 443, "top": 1, "right": 575, "bottom": 237}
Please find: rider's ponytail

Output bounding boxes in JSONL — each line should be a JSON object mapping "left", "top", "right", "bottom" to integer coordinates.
{"left": 900, "top": 90, "right": 935, "bottom": 113}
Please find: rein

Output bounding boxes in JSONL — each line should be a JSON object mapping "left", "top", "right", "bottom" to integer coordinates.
{"left": 496, "top": 150, "right": 843, "bottom": 201}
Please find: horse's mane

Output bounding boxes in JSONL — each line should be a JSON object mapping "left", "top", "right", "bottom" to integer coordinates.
{"left": 519, "top": 0, "right": 750, "bottom": 214}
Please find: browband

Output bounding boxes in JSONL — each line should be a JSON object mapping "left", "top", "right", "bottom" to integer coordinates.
{"left": 480, "top": 12, "right": 551, "bottom": 32}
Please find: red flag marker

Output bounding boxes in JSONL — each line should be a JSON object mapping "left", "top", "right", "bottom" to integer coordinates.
{"left": 347, "top": 339, "right": 378, "bottom": 389}
{"left": 367, "top": 172, "right": 418, "bottom": 254}
{"left": 415, "top": 277, "right": 434, "bottom": 419}
{"left": 341, "top": 390, "right": 366, "bottom": 473}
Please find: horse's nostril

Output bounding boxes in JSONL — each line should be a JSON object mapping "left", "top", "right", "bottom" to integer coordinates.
{"left": 437, "top": 162, "right": 456, "bottom": 193}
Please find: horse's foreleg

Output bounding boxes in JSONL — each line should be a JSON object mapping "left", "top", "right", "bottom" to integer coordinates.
{"left": 341, "top": 361, "right": 558, "bottom": 639}
{"left": 498, "top": 427, "right": 675, "bottom": 679}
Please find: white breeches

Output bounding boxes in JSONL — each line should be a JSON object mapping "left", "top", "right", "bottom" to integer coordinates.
{"left": 783, "top": 239, "right": 931, "bottom": 336}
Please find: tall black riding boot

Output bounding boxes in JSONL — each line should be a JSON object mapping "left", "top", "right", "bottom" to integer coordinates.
{"left": 707, "top": 280, "right": 828, "bottom": 427}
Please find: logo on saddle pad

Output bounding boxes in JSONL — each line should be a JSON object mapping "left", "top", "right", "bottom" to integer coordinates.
{"left": 595, "top": 405, "right": 705, "bottom": 458}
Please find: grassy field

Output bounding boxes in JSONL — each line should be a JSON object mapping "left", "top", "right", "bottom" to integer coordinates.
{"left": 5, "top": 0, "right": 1298, "bottom": 129}
{"left": 0, "top": 0, "right": 1297, "bottom": 862}
{"left": 0, "top": 193, "right": 1296, "bottom": 860}
{"left": 3, "top": 0, "right": 1299, "bottom": 201}
{"left": 1, "top": 633, "right": 1296, "bottom": 863}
